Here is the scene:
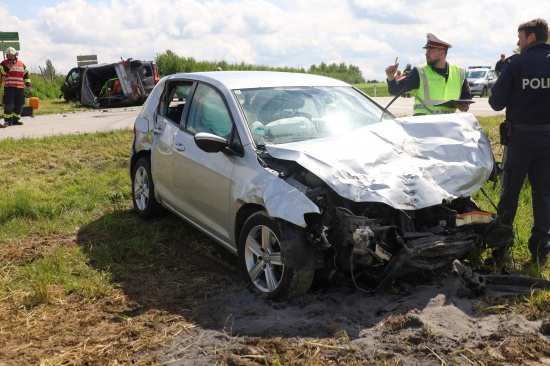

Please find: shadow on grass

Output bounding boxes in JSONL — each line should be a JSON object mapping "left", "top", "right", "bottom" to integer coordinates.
{"left": 76, "top": 208, "right": 246, "bottom": 325}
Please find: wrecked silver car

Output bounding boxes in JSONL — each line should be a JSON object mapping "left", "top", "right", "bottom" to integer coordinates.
{"left": 129, "top": 71, "right": 513, "bottom": 300}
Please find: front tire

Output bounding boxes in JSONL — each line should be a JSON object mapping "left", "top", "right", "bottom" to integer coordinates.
{"left": 238, "top": 211, "right": 314, "bottom": 301}
{"left": 132, "top": 157, "right": 165, "bottom": 219}
{"left": 481, "top": 86, "right": 487, "bottom": 97}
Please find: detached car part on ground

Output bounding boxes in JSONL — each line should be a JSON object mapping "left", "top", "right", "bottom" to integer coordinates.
{"left": 60, "top": 58, "right": 159, "bottom": 108}
{"left": 130, "top": 71, "right": 514, "bottom": 301}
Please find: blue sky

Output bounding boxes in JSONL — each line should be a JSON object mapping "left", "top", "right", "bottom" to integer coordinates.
{"left": 3, "top": 0, "right": 549, "bottom": 80}
{"left": 6, "top": 1, "right": 62, "bottom": 20}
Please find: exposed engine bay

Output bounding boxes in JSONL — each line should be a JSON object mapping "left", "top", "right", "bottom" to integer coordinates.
{"left": 262, "top": 154, "right": 514, "bottom": 289}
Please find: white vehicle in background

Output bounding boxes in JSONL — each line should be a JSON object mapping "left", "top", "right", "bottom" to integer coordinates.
{"left": 466, "top": 67, "right": 498, "bottom": 97}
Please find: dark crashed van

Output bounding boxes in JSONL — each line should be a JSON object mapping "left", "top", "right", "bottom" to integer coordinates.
{"left": 60, "top": 59, "right": 159, "bottom": 108}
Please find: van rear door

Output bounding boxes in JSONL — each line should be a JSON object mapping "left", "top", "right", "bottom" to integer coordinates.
{"left": 114, "top": 62, "right": 146, "bottom": 104}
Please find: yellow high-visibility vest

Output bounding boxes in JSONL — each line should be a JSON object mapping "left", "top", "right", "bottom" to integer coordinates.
{"left": 412, "top": 63, "right": 466, "bottom": 115}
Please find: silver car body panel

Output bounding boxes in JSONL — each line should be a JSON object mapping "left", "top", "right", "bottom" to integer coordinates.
{"left": 265, "top": 113, "right": 493, "bottom": 210}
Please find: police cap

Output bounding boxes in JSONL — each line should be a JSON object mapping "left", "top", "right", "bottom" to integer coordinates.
{"left": 423, "top": 33, "right": 452, "bottom": 49}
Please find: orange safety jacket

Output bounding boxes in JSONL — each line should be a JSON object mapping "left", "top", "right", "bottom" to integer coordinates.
{"left": 1, "top": 60, "right": 30, "bottom": 88}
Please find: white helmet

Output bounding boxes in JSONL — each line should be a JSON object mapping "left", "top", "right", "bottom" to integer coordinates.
{"left": 5, "top": 47, "right": 17, "bottom": 55}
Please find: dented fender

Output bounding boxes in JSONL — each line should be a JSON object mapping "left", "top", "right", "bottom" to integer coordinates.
{"left": 234, "top": 166, "right": 320, "bottom": 228}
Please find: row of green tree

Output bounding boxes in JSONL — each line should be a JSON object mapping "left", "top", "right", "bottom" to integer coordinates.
{"left": 11, "top": 51, "right": 366, "bottom": 101}
{"left": 155, "top": 50, "right": 366, "bottom": 84}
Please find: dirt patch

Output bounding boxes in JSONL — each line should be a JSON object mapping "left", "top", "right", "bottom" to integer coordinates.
{"left": 1, "top": 213, "right": 550, "bottom": 365}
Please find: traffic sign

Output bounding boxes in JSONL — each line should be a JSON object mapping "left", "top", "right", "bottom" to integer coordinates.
{"left": 1, "top": 41, "right": 20, "bottom": 50}
{"left": 0, "top": 32, "right": 19, "bottom": 41}
{"left": 77, "top": 54, "right": 98, "bottom": 66}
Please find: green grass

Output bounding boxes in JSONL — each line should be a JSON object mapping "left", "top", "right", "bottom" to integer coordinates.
{"left": 0, "top": 131, "right": 133, "bottom": 306}
{"left": 0, "top": 98, "right": 93, "bottom": 119}
{"left": 354, "top": 82, "right": 390, "bottom": 97}
{"left": 29, "top": 97, "right": 94, "bottom": 116}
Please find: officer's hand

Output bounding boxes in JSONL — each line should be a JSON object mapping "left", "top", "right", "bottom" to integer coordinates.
{"left": 385, "top": 61, "right": 399, "bottom": 81}
{"left": 456, "top": 103, "right": 469, "bottom": 112}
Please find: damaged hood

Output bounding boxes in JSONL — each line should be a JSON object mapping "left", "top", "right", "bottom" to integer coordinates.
{"left": 265, "top": 113, "right": 493, "bottom": 210}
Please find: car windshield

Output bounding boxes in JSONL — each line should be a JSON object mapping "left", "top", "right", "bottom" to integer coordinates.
{"left": 234, "top": 86, "right": 391, "bottom": 146}
{"left": 467, "top": 70, "right": 487, "bottom": 79}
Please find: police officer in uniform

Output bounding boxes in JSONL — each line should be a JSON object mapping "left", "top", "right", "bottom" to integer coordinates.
{"left": 489, "top": 18, "right": 550, "bottom": 264}
{"left": 385, "top": 33, "right": 471, "bottom": 116}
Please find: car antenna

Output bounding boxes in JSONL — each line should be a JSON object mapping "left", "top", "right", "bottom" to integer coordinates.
{"left": 380, "top": 84, "right": 407, "bottom": 121}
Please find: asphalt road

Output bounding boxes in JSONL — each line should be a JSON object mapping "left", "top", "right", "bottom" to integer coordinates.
{"left": 0, "top": 106, "right": 142, "bottom": 141}
{"left": 0, "top": 98, "right": 504, "bottom": 141}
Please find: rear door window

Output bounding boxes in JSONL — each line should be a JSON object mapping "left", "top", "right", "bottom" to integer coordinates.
{"left": 158, "top": 81, "right": 195, "bottom": 124}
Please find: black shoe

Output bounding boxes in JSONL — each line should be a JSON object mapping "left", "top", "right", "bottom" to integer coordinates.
{"left": 531, "top": 245, "right": 550, "bottom": 265}
{"left": 11, "top": 120, "right": 23, "bottom": 126}
{"left": 0, "top": 123, "right": 7, "bottom": 128}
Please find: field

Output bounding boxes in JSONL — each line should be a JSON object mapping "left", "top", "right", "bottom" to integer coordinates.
{"left": 1, "top": 108, "right": 549, "bottom": 365}
{"left": 353, "top": 82, "right": 390, "bottom": 97}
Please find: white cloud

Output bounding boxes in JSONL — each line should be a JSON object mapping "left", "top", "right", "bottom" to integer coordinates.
{"left": 4, "top": 0, "right": 550, "bottom": 82}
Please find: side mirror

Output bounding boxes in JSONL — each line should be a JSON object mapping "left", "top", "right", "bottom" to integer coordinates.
{"left": 194, "top": 132, "right": 229, "bottom": 153}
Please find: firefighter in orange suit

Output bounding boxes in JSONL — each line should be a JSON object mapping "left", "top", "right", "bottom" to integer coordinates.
{"left": 1, "top": 47, "right": 32, "bottom": 127}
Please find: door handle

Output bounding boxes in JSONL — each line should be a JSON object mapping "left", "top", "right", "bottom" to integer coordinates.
{"left": 174, "top": 142, "right": 185, "bottom": 151}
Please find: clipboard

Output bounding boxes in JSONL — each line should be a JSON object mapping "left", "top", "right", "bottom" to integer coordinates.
{"left": 434, "top": 99, "right": 475, "bottom": 108}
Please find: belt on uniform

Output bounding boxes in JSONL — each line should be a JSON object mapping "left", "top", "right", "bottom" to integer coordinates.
{"left": 511, "top": 124, "right": 550, "bottom": 132}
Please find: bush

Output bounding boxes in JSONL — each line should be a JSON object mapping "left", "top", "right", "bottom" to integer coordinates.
{"left": 26, "top": 74, "right": 65, "bottom": 100}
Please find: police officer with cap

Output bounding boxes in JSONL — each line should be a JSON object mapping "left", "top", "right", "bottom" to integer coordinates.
{"left": 385, "top": 33, "right": 471, "bottom": 115}
{"left": 489, "top": 18, "right": 550, "bottom": 264}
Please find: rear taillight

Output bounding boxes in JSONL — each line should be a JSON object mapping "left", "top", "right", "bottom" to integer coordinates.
{"left": 153, "top": 65, "right": 160, "bottom": 83}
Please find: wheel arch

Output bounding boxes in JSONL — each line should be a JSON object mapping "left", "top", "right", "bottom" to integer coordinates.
{"left": 236, "top": 205, "right": 324, "bottom": 269}
{"left": 130, "top": 149, "right": 151, "bottom": 179}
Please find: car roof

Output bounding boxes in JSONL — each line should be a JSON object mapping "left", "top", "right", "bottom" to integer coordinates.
{"left": 169, "top": 71, "right": 351, "bottom": 89}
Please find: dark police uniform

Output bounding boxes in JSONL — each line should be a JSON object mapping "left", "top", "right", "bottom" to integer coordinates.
{"left": 489, "top": 40, "right": 550, "bottom": 261}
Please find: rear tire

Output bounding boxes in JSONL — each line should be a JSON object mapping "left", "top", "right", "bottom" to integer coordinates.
{"left": 132, "top": 157, "right": 165, "bottom": 219}
{"left": 238, "top": 211, "right": 314, "bottom": 301}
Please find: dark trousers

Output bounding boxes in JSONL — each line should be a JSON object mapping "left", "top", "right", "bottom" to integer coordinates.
{"left": 498, "top": 146, "right": 550, "bottom": 253}
{"left": 3, "top": 86, "right": 25, "bottom": 118}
